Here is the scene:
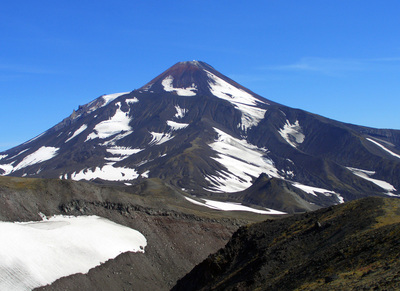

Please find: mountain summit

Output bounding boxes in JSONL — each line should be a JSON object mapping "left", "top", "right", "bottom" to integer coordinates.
{"left": 140, "top": 61, "right": 266, "bottom": 101}
{"left": 1, "top": 61, "right": 400, "bottom": 213}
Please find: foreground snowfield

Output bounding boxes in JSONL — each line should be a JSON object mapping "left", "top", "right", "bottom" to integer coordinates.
{"left": 0, "top": 215, "right": 147, "bottom": 291}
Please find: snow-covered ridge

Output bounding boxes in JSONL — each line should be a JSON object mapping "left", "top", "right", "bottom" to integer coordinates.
{"left": 206, "top": 71, "right": 267, "bottom": 131}
{"left": 0, "top": 146, "right": 59, "bottom": 175}
{"left": 185, "top": 197, "right": 286, "bottom": 215}
{"left": 206, "top": 128, "right": 281, "bottom": 193}
{"left": 279, "top": 120, "right": 305, "bottom": 148}
{"left": 0, "top": 215, "right": 146, "bottom": 291}
{"left": 0, "top": 154, "right": 8, "bottom": 160}
{"left": 162, "top": 75, "right": 197, "bottom": 96}
{"left": 367, "top": 138, "right": 400, "bottom": 159}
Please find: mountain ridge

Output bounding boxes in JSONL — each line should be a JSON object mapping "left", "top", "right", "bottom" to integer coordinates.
{"left": 1, "top": 60, "right": 399, "bottom": 213}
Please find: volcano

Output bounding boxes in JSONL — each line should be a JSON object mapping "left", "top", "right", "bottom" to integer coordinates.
{"left": 1, "top": 60, "right": 399, "bottom": 213}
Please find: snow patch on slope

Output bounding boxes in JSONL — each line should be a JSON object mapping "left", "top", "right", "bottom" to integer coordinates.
{"left": 0, "top": 215, "right": 146, "bottom": 291}
{"left": 71, "top": 164, "right": 139, "bottom": 181}
{"left": 206, "top": 128, "right": 281, "bottom": 193}
{"left": 279, "top": 120, "right": 305, "bottom": 148}
{"left": 0, "top": 147, "right": 59, "bottom": 175}
{"left": 367, "top": 138, "right": 400, "bottom": 159}
{"left": 185, "top": 197, "right": 286, "bottom": 215}
{"left": 175, "top": 105, "right": 188, "bottom": 118}
{"left": 65, "top": 124, "right": 88, "bottom": 143}
{"left": 347, "top": 167, "right": 397, "bottom": 194}
{"left": 105, "top": 147, "right": 143, "bottom": 162}
{"left": 206, "top": 71, "right": 267, "bottom": 131}
{"left": 167, "top": 120, "right": 189, "bottom": 131}
{"left": 86, "top": 102, "right": 132, "bottom": 141}
{"left": 125, "top": 97, "right": 139, "bottom": 104}
{"left": 101, "top": 92, "right": 129, "bottom": 107}
{"left": 292, "top": 182, "right": 344, "bottom": 203}
{"left": 162, "top": 75, "right": 197, "bottom": 96}
{"left": 149, "top": 132, "right": 173, "bottom": 145}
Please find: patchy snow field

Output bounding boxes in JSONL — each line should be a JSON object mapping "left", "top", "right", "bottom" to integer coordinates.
{"left": 278, "top": 120, "right": 305, "bottom": 148}
{"left": 0, "top": 146, "right": 59, "bottom": 175}
{"left": 206, "top": 128, "right": 281, "bottom": 193}
{"left": 65, "top": 124, "right": 88, "bottom": 143}
{"left": 86, "top": 102, "right": 132, "bottom": 141}
{"left": 174, "top": 105, "right": 188, "bottom": 119}
{"left": 149, "top": 132, "right": 173, "bottom": 145}
{"left": 162, "top": 75, "right": 197, "bottom": 96}
{"left": 367, "top": 138, "right": 400, "bottom": 159}
{"left": 206, "top": 71, "right": 267, "bottom": 131}
{"left": 167, "top": 120, "right": 189, "bottom": 131}
{"left": 292, "top": 182, "right": 344, "bottom": 203}
{"left": 347, "top": 167, "right": 397, "bottom": 194}
{"left": 71, "top": 164, "right": 139, "bottom": 181}
{"left": 185, "top": 197, "right": 286, "bottom": 215}
{"left": 0, "top": 215, "right": 146, "bottom": 291}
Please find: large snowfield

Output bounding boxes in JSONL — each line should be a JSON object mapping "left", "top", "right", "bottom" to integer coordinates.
{"left": 0, "top": 215, "right": 146, "bottom": 291}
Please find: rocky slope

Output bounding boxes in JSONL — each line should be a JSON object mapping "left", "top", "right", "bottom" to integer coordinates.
{"left": 0, "top": 176, "right": 271, "bottom": 290}
{"left": 173, "top": 196, "right": 400, "bottom": 290}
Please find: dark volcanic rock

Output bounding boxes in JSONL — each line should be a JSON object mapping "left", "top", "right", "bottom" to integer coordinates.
{"left": 173, "top": 197, "right": 400, "bottom": 290}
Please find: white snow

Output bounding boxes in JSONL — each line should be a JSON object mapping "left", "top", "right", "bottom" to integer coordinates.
{"left": 8, "top": 148, "right": 30, "bottom": 160}
{"left": 278, "top": 120, "right": 305, "bottom": 148}
{"left": 125, "top": 97, "right": 139, "bottom": 104}
{"left": 0, "top": 163, "right": 15, "bottom": 176}
{"left": 174, "top": 105, "right": 188, "bottom": 119}
{"left": 292, "top": 182, "right": 344, "bottom": 203}
{"left": 106, "top": 146, "right": 142, "bottom": 156}
{"left": 0, "top": 147, "right": 59, "bottom": 175}
{"left": 149, "top": 132, "right": 174, "bottom": 145}
{"left": 86, "top": 102, "right": 132, "bottom": 141}
{"left": 71, "top": 164, "right": 139, "bottom": 181}
{"left": 206, "top": 71, "right": 267, "bottom": 131}
{"left": 0, "top": 215, "right": 146, "bottom": 291}
{"left": 367, "top": 138, "right": 400, "bottom": 159}
{"left": 100, "top": 131, "right": 133, "bottom": 146}
{"left": 0, "top": 154, "right": 8, "bottom": 160}
{"left": 162, "top": 75, "right": 197, "bottom": 96}
{"left": 167, "top": 120, "right": 189, "bottom": 131}
{"left": 101, "top": 92, "right": 129, "bottom": 107}
{"left": 141, "top": 170, "right": 150, "bottom": 178}
{"left": 65, "top": 124, "right": 88, "bottom": 143}
{"left": 185, "top": 197, "right": 286, "bottom": 215}
{"left": 104, "top": 147, "right": 142, "bottom": 162}
{"left": 347, "top": 167, "right": 397, "bottom": 193}
{"left": 206, "top": 128, "right": 281, "bottom": 193}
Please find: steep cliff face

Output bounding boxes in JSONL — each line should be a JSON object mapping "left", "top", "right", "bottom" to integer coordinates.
{"left": 173, "top": 197, "right": 400, "bottom": 290}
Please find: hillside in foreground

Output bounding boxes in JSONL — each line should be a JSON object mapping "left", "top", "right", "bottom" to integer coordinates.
{"left": 173, "top": 196, "right": 400, "bottom": 290}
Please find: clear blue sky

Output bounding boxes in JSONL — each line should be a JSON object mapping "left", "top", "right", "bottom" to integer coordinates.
{"left": 1, "top": 1, "right": 400, "bottom": 152}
